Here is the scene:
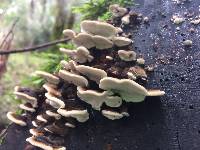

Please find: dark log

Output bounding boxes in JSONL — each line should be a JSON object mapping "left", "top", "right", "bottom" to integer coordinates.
{"left": 1, "top": 0, "right": 200, "bottom": 150}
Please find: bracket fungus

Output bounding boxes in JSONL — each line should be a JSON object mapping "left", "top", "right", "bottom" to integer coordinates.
{"left": 46, "top": 110, "right": 61, "bottom": 120}
{"left": 35, "top": 71, "right": 60, "bottom": 85}
{"left": 60, "top": 46, "right": 93, "bottom": 63}
{"left": 113, "top": 37, "right": 132, "bottom": 47}
{"left": 59, "top": 70, "right": 88, "bottom": 87}
{"left": 100, "top": 77, "right": 165, "bottom": 102}
{"left": 102, "top": 110, "right": 129, "bottom": 120}
{"left": 7, "top": 112, "right": 27, "bottom": 126}
{"left": 14, "top": 88, "right": 38, "bottom": 108}
{"left": 76, "top": 65, "right": 107, "bottom": 84}
{"left": 57, "top": 109, "right": 89, "bottom": 123}
{"left": 63, "top": 29, "right": 76, "bottom": 39}
{"left": 26, "top": 137, "right": 66, "bottom": 150}
{"left": 77, "top": 86, "right": 122, "bottom": 110}
{"left": 5, "top": 4, "right": 165, "bottom": 150}
{"left": 43, "top": 83, "right": 61, "bottom": 97}
{"left": 122, "top": 14, "right": 130, "bottom": 25}
{"left": 19, "top": 103, "right": 36, "bottom": 112}
{"left": 81, "top": 20, "right": 117, "bottom": 37}
{"left": 92, "top": 35, "right": 113, "bottom": 49}
{"left": 118, "top": 50, "right": 136, "bottom": 61}
{"left": 73, "top": 33, "right": 95, "bottom": 49}
{"left": 45, "top": 93, "right": 65, "bottom": 109}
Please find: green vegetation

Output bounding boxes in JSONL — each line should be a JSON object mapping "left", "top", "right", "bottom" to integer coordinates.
{"left": 73, "top": 0, "right": 134, "bottom": 20}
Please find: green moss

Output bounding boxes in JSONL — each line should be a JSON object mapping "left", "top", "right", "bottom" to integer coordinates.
{"left": 73, "top": 0, "right": 134, "bottom": 20}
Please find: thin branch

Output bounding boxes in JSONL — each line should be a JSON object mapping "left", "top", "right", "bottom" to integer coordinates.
{"left": 0, "top": 38, "right": 70, "bottom": 55}
{"left": 0, "top": 18, "right": 19, "bottom": 48}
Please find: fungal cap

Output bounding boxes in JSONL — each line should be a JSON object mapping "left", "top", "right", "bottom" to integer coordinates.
{"left": 45, "top": 93, "right": 65, "bottom": 109}
{"left": 92, "top": 35, "right": 113, "bottom": 49}
{"left": 99, "top": 77, "right": 148, "bottom": 102}
{"left": 29, "top": 129, "right": 44, "bottom": 136}
{"left": 32, "top": 121, "right": 39, "bottom": 127}
{"left": 36, "top": 115, "right": 48, "bottom": 123}
{"left": 77, "top": 87, "right": 122, "bottom": 110}
{"left": 127, "top": 72, "right": 137, "bottom": 80}
{"left": 76, "top": 46, "right": 94, "bottom": 63}
{"left": 43, "top": 83, "right": 61, "bottom": 97}
{"left": 102, "top": 110, "right": 129, "bottom": 120}
{"left": 65, "top": 122, "right": 75, "bottom": 128}
{"left": 35, "top": 71, "right": 60, "bottom": 85}
{"left": 59, "top": 70, "right": 88, "bottom": 87}
{"left": 115, "top": 27, "right": 123, "bottom": 34}
{"left": 26, "top": 136, "right": 66, "bottom": 150}
{"left": 106, "top": 56, "right": 113, "bottom": 60}
{"left": 76, "top": 65, "right": 107, "bottom": 83}
{"left": 118, "top": 50, "right": 136, "bottom": 61}
{"left": 19, "top": 103, "right": 36, "bottom": 112}
{"left": 7, "top": 112, "right": 27, "bottom": 126}
{"left": 137, "top": 58, "right": 145, "bottom": 64}
{"left": 81, "top": 20, "right": 117, "bottom": 37}
{"left": 57, "top": 109, "right": 89, "bottom": 122}
{"left": 46, "top": 110, "right": 61, "bottom": 120}
{"left": 73, "top": 33, "right": 95, "bottom": 49}
{"left": 173, "top": 17, "right": 185, "bottom": 24}
{"left": 113, "top": 37, "right": 132, "bottom": 47}
{"left": 122, "top": 14, "right": 130, "bottom": 24}
{"left": 147, "top": 90, "right": 165, "bottom": 96}
{"left": 63, "top": 29, "right": 76, "bottom": 39}
{"left": 183, "top": 40, "right": 192, "bottom": 46}
{"left": 60, "top": 60, "right": 70, "bottom": 70}
{"left": 128, "top": 66, "right": 147, "bottom": 78}
{"left": 60, "top": 60, "right": 78, "bottom": 73}
{"left": 13, "top": 91, "right": 37, "bottom": 107}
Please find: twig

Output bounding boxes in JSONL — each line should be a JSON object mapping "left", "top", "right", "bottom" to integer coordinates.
{"left": 0, "top": 38, "right": 70, "bottom": 55}
{"left": 0, "top": 18, "right": 19, "bottom": 48}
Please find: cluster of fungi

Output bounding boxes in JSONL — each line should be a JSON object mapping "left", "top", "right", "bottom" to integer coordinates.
{"left": 6, "top": 4, "right": 165, "bottom": 150}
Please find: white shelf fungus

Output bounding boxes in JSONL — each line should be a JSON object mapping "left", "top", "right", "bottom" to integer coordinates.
{"left": 81, "top": 20, "right": 117, "bottom": 37}
{"left": 118, "top": 50, "right": 136, "bottom": 61}
{"left": 102, "top": 110, "right": 129, "bottom": 120}
{"left": 113, "top": 37, "right": 132, "bottom": 47}
{"left": 7, "top": 112, "right": 27, "bottom": 126}
{"left": 100, "top": 77, "right": 165, "bottom": 102}
{"left": 57, "top": 109, "right": 89, "bottom": 123}
{"left": 76, "top": 65, "right": 107, "bottom": 84}
{"left": 35, "top": 71, "right": 60, "bottom": 85}
{"left": 59, "top": 70, "right": 88, "bottom": 87}
{"left": 77, "top": 87, "right": 122, "bottom": 110}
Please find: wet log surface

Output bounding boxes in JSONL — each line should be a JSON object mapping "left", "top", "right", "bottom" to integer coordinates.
{"left": 1, "top": 0, "right": 200, "bottom": 150}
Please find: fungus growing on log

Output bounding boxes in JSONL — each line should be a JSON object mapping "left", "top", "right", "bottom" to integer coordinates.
{"left": 102, "top": 110, "right": 129, "bottom": 120}
{"left": 118, "top": 50, "right": 136, "bottom": 61}
{"left": 77, "top": 86, "right": 122, "bottom": 110}
{"left": 35, "top": 71, "right": 60, "bottom": 85}
{"left": 4, "top": 4, "right": 165, "bottom": 150}
{"left": 7, "top": 112, "right": 27, "bottom": 126}
{"left": 19, "top": 103, "right": 36, "bottom": 112}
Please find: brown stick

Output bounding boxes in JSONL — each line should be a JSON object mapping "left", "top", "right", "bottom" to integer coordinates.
{"left": 0, "top": 38, "right": 70, "bottom": 55}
